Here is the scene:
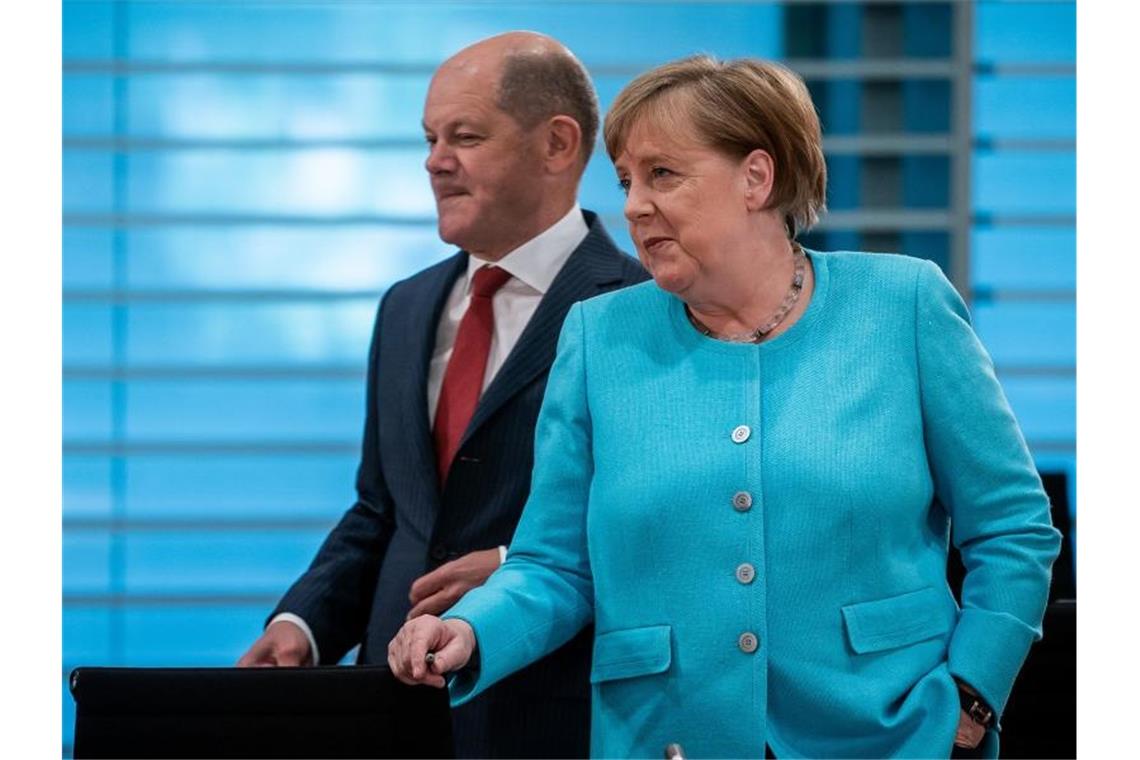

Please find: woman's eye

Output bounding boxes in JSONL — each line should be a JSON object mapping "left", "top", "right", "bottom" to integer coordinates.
{"left": 651, "top": 166, "right": 673, "bottom": 179}
{"left": 617, "top": 178, "right": 631, "bottom": 195}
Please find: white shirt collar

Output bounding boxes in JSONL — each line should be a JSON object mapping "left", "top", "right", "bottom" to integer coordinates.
{"left": 463, "top": 204, "right": 589, "bottom": 295}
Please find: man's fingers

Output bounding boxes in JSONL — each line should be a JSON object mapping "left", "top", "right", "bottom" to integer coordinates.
{"left": 407, "top": 587, "right": 459, "bottom": 620}
{"left": 409, "top": 550, "right": 496, "bottom": 604}
{"left": 406, "top": 596, "right": 441, "bottom": 620}
{"left": 276, "top": 649, "right": 304, "bottom": 666}
{"left": 236, "top": 640, "right": 272, "bottom": 668}
{"left": 408, "top": 572, "right": 438, "bottom": 604}
{"left": 238, "top": 622, "right": 311, "bottom": 668}
{"left": 409, "top": 565, "right": 452, "bottom": 604}
{"left": 406, "top": 599, "right": 428, "bottom": 620}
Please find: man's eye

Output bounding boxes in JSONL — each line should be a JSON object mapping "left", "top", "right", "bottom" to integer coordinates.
{"left": 424, "top": 135, "right": 437, "bottom": 146}
{"left": 456, "top": 133, "right": 481, "bottom": 143}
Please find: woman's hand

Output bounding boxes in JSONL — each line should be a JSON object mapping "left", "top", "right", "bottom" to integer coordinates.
{"left": 387, "top": 615, "right": 476, "bottom": 688}
{"left": 953, "top": 679, "right": 988, "bottom": 749}
{"left": 953, "top": 708, "right": 986, "bottom": 749}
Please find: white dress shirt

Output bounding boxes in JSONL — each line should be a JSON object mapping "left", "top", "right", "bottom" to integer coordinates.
{"left": 426, "top": 203, "right": 588, "bottom": 421}
{"left": 273, "top": 204, "right": 589, "bottom": 664}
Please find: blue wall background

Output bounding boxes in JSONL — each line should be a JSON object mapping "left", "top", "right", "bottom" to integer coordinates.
{"left": 62, "top": 1, "right": 1074, "bottom": 755}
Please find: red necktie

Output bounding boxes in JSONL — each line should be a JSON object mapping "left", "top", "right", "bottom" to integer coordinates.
{"left": 433, "top": 265, "right": 513, "bottom": 484}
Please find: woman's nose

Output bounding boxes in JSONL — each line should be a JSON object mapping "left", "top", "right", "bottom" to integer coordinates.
{"left": 623, "top": 181, "right": 653, "bottom": 222}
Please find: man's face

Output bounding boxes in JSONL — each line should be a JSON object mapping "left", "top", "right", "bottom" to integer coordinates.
{"left": 422, "top": 60, "right": 545, "bottom": 258}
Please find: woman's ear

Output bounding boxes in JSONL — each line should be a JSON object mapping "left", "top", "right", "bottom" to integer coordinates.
{"left": 543, "top": 115, "right": 584, "bottom": 174}
{"left": 742, "top": 148, "right": 776, "bottom": 212}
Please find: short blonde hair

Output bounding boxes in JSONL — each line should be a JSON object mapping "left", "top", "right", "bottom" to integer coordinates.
{"left": 604, "top": 55, "right": 827, "bottom": 238}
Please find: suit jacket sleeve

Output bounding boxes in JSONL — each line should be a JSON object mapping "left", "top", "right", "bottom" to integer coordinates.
{"left": 914, "top": 260, "right": 1062, "bottom": 717}
{"left": 444, "top": 302, "right": 595, "bottom": 705}
{"left": 270, "top": 292, "right": 398, "bottom": 664}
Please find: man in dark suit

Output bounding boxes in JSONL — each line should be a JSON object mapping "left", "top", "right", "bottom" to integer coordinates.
{"left": 237, "top": 31, "right": 647, "bottom": 758}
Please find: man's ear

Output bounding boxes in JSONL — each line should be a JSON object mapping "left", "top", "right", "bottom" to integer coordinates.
{"left": 543, "top": 115, "right": 584, "bottom": 174}
{"left": 742, "top": 148, "right": 776, "bottom": 212}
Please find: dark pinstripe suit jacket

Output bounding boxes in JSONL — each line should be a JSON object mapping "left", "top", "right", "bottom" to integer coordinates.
{"left": 272, "top": 210, "right": 648, "bottom": 757}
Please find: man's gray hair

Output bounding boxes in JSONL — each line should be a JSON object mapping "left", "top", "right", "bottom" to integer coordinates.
{"left": 496, "top": 50, "right": 600, "bottom": 168}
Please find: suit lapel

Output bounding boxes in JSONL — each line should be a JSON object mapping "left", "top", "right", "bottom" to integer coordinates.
{"left": 404, "top": 252, "right": 468, "bottom": 503}
{"left": 459, "top": 213, "right": 628, "bottom": 450}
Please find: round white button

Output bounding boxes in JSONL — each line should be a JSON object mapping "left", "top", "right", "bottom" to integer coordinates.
{"left": 736, "top": 563, "right": 756, "bottom": 584}
{"left": 731, "top": 425, "right": 751, "bottom": 444}
{"left": 732, "top": 491, "right": 753, "bottom": 512}
{"left": 738, "top": 632, "right": 759, "bottom": 653}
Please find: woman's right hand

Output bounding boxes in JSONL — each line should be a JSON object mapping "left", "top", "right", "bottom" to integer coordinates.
{"left": 387, "top": 615, "right": 476, "bottom": 688}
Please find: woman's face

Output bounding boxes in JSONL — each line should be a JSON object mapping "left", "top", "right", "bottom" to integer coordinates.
{"left": 614, "top": 117, "right": 756, "bottom": 297}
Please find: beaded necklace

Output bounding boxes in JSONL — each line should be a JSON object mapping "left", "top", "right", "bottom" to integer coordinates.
{"left": 684, "top": 242, "right": 807, "bottom": 344}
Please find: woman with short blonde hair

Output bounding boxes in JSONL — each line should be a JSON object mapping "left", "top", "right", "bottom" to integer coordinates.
{"left": 390, "top": 55, "right": 1059, "bottom": 759}
{"left": 604, "top": 55, "right": 827, "bottom": 238}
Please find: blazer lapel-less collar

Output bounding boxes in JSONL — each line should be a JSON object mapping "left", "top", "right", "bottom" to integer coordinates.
{"left": 405, "top": 252, "right": 468, "bottom": 504}
{"left": 459, "top": 211, "right": 628, "bottom": 450}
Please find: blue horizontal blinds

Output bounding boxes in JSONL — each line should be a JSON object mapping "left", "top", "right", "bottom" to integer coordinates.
{"left": 969, "top": 1, "right": 1076, "bottom": 511}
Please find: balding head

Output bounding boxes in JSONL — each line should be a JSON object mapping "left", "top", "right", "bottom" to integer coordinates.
{"left": 439, "top": 32, "right": 599, "bottom": 170}
{"left": 443, "top": 30, "right": 564, "bottom": 67}
{"left": 422, "top": 33, "right": 596, "bottom": 259}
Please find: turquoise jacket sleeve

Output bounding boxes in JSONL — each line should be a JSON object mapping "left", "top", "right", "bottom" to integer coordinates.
{"left": 915, "top": 260, "right": 1062, "bottom": 718}
{"left": 444, "top": 303, "right": 595, "bottom": 705}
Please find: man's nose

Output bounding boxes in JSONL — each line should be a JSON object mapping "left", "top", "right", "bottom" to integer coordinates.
{"left": 425, "top": 141, "right": 456, "bottom": 174}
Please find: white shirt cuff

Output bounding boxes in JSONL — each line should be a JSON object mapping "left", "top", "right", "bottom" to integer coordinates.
{"left": 499, "top": 545, "right": 508, "bottom": 564}
{"left": 270, "top": 612, "right": 320, "bottom": 666}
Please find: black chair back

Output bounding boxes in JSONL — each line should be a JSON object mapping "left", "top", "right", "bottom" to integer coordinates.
{"left": 70, "top": 665, "right": 453, "bottom": 759}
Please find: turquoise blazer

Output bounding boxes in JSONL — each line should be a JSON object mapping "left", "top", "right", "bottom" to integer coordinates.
{"left": 445, "top": 251, "right": 1061, "bottom": 758}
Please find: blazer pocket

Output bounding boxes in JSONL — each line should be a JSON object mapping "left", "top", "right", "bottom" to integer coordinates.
{"left": 590, "top": 624, "right": 672, "bottom": 684}
{"left": 842, "top": 586, "right": 953, "bottom": 655}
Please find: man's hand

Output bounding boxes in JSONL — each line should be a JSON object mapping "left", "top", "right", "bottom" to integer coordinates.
{"left": 407, "top": 548, "right": 501, "bottom": 620}
{"left": 388, "top": 615, "right": 476, "bottom": 688}
{"left": 236, "top": 619, "right": 313, "bottom": 667}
